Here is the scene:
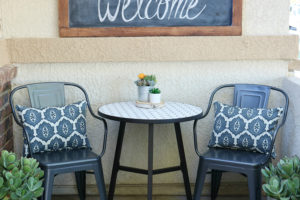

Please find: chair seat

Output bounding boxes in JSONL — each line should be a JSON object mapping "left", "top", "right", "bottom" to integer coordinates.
{"left": 32, "top": 148, "right": 99, "bottom": 168}
{"left": 202, "top": 148, "right": 270, "bottom": 169}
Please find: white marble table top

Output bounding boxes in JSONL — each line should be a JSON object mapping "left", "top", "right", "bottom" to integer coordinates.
{"left": 98, "top": 101, "right": 203, "bottom": 124}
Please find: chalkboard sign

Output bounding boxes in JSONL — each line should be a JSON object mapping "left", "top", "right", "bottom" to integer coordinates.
{"left": 59, "top": 0, "right": 242, "bottom": 37}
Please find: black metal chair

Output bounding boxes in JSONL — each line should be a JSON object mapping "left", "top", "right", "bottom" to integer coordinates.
{"left": 193, "top": 84, "right": 289, "bottom": 200}
{"left": 9, "top": 82, "right": 108, "bottom": 200}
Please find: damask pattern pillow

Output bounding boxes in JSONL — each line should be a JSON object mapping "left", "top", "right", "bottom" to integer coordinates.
{"left": 208, "top": 101, "right": 283, "bottom": 155}
{"left": 16, "top": 101, "right": 90, "bottom": 154}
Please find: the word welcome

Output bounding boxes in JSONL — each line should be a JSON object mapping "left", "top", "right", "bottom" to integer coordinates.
{"left": 98, "top": 0, "right": 207, "bottom": 22}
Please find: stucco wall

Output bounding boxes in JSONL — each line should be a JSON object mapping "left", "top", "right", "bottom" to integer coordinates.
{"left": 0, "top": 0, "right": 2, "bottom": 38}
{"left": 282, "top": 77, "right": 300, "bottom": 158}
{"left": 12, "top": 62, "right": 287, "bottom": 187}
{"left": 6, "top": 36, "right": 298, "bottom": 63}
{"left": 0, "top": 40, "right": 9, "bottom": 66}
{"left": 0, "top": 0, "right": 295, "bottom": 195}
{"left": 0, "top": 0, "right": 290, "bottom": 38}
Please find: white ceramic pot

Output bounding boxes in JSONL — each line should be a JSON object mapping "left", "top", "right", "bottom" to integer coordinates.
{"left": 149, "top": 93, "right": 161, "bottom": 104}
{"left": 267, "top": 197, "right": 276, "bottom": 200}
{"left": 137, "top": 86, "right": 153, "bottom": 102}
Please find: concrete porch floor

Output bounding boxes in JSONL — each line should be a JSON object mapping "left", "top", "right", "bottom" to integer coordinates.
{"left": 53, "top": 195, "right": 263, "bottom": 199}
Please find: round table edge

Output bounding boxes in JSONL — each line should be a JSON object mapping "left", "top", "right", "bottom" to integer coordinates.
{"left": 98, "top": 109, "right": 203, "bottom": 124}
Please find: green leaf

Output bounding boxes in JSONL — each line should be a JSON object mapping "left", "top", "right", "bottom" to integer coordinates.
{"left": 7, "top": 154, "right": 16, "bottom": 163}
{"left": 269, "top": 176, "right": 281, "bottom": 189}
{"left": 27, "top": 177, "right": 35, "bottom": 191}
{"left": 33, "top": 187, "right": 44, "bottom": 198}
{"left": 262, "top": 168, "right": 270, "bottom": 178}
{"left": 3, "top": 196, "right": 10, "bottom": 200}
{"left": 10, "top": 192, "right": 19, "bottom": 200}
{"left": 22, "top": 158, "right": 30, "bottom": 166}
{"left": 23, "top": 166, "right": 31, "bottom": 174}
{"left": 287, "top": 178, "right": 297, "bottom": 194}
{"left": 15, "top": 187, "right": 23, "bottom": 197}
{"left": 0, "top": 188, "right": 8, "bottom": 199}
{"left": 32, "top": 180, "right": 43, "bottom": 191}
{"left": 0, "top": 177, "right": 3, "bottom": 188}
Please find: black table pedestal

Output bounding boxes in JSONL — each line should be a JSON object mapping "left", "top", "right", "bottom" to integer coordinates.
{"left": 107, "top": 122, "right": 192, "bottom": 200}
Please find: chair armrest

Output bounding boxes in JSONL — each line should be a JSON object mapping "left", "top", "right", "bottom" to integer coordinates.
{"left": 193, "top": 119, "right": 202, "bottom": 157}
{"left": 193, "top": 116, "right": 207, "bottom": 157}
{"left": 92, "top": 115, "right": 108, "bottom": 158}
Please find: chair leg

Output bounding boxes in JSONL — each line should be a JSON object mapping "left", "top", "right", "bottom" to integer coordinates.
{"left": 75, "top": 171, "right": 86, "bottom": 200}
{"left": 211, "top": 170, "right": 222, "bottom": 200}
{"left": 94, "top": 160, "right": 108, "bottom": 200}
{"left": 193, "top": 158, "right": 208, "bottom": 200}
{"left": 247, "top": 169, "right": 262, "bottom": 200}
{"left": 43, "top": 170, "right": 54, "bottom": 200}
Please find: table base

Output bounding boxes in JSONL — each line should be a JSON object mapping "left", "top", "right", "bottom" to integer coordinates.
{"left": 108, "top": 122, "right": 192, "bottom": 200}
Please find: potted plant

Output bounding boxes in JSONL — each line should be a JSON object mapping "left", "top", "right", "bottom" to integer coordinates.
{"left": 149, "top": 88, "right": 161, "bottom": 104}
{"left": 0, "top": 150, "right": 44, "bottom": 200}
{"left": 135, "top": 73, "right": 157, "bottom": 102}
{"left": 261, "top": 156, "right": 300, "bottom": 200}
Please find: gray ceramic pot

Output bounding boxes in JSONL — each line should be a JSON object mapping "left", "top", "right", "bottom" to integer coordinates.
{"left": 137, "top": 86, "right": 153, "bottom": 102}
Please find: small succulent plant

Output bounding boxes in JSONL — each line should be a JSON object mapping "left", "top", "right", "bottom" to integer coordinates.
{"left": 135, "top": 73, "right": 157, "bottom": 86}
{"left": 262, "top": 156, "right": 300, "bottom": 200}
{"left": 149, "top": 88, "right": 161, "bottom": 94}
{"left": 0, "top": 150, "right": 44, "bottom": 200}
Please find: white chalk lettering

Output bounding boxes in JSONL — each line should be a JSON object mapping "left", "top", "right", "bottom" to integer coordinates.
{"left": 168, "top": 0, "right": 184, "bottom": 19}
{"left": 144, "top": 0, "right": 157, "bottom": 20}
{"left": 98, "top": 0, "right": 121, "bottom": 22}
{"left": 155, "top": 0, "right": 169, "bottom": 20}
{"left": 137, "top": 0, "right": 145, "bottom": 19}
{"left": 185, "top": 0, "right": 206, "bottom": 20}
{"left": 122, "top": 0, "right": 137, "bottom": 22}
{"left": 97, "top": 0, "right": 207, "bottom": 22}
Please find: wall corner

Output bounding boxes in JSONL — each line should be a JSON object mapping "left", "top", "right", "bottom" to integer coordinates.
{"left": 0, "top": 64, "right": 17, "bottom": 152}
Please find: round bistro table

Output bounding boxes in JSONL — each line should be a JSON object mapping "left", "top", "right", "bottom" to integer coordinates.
{"left": 98, "top": 101, "right": 203, "bottom": 200}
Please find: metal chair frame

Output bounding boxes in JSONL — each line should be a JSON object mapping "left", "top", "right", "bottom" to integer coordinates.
{"left": 9, "top": 82, "right": 108, "bottom": 200}
{"left": 193, "top": 83, "right": 289, "bottom": 200}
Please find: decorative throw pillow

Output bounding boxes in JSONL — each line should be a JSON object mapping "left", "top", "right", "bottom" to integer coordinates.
{"left": 16, "top": 101, "right": 90, "bottom": 154}
{"left": 208, "top": 101, "right": 283, "bottom": 155}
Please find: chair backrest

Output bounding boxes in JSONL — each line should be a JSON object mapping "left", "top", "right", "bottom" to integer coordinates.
{"left": 27, "top": 83, "right": 65, "bottom": 108}
{"left": 10, "top": 82, "right": 95, "bottom": 127}
{"left": 10, "top": 82, "right": 108, "bottom": 158}
{"left": 199, "top": 83, "right": 289, "bottom": 156}
{"left": 233, "top": 84, "right": 270, "bottom": 108}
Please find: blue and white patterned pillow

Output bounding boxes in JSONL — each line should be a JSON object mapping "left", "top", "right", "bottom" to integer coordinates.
{"left": 208, "top": 101, "right": 283, "bottom": 155}
{"left": 16, "top": 101, "right": 90, "bottom": 154}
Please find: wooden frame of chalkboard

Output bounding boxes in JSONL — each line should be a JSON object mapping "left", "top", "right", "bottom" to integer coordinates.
{"left": 59, "top": 0, "right": 242, "bottom": 37}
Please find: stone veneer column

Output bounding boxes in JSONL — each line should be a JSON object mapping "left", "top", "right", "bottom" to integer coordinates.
{"left": 0, "top": 65, "right": 17, "bottom": 152}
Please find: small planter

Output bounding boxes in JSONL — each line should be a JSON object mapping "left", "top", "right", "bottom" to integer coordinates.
{"left": 262, "top": 156, "right": 300, "bottom": 200}
{"left": 135, "top": 73, "right": 157, "bottom": 102}
{"left": 149, "top": 93, "right": 161, "bottom": 104}
{"left": 138, "top": 86, "right": 153, "bottom": 102}
{"left": 267, "top": 197, "right": 276, "bottom": 200}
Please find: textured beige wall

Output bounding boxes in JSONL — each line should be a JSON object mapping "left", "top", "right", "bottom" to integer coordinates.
{"left": 0, "top": 0, "right": 2, "bottom": 38}
{"left": 7, "top": 36, "right": 299, "bottom": 63}
{"left": 0, "top": 0, "right": 290, "bottom": 38}
{"left": 0, "top": 0, "right": 58, "bottom": 38}
{"left": 1, "top": 0, "right": 293, "bottom": 195}
{"left": 243, "top": 0, "right": 290, "bottom": 35}
{"left": 12, "top": 61, "right": 288, "bottom": 188}
{"left": 0, "top": 40, "right": 9, "bottom": 66}
{"left": 282, "top": 77, "right": 300, "bottom": 158}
